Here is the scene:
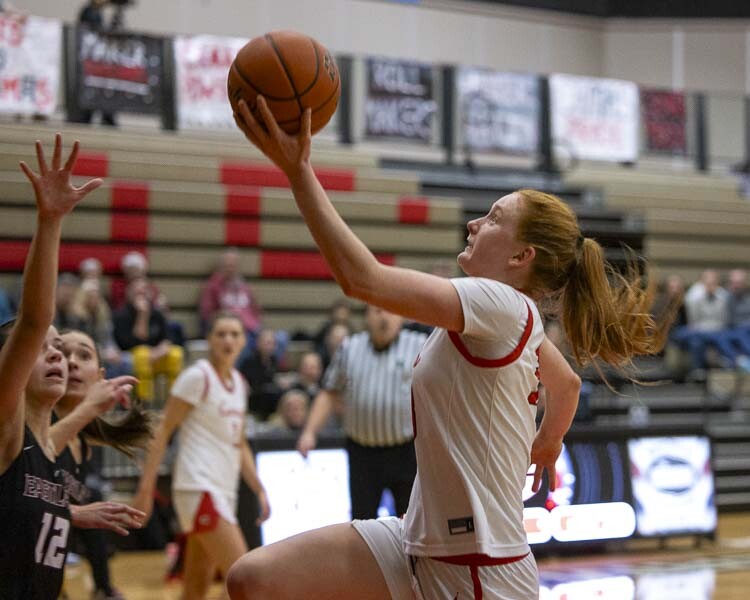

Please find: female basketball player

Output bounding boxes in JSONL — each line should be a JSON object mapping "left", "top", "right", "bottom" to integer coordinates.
{"left": 50, "top": 329, "right": 154, "bottom": 600}
{"left": 224, "top": 99, "right": 668, "bottom": 600}
{"left": 132, "top": 311, "right": 270, "bottom": 600}
{"left": 0, "top": 135, "right": 145, "bottom": 599}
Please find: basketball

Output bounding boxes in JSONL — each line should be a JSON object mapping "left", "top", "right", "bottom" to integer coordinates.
{"left": 228, "top": 30, "right": 341, "bottom": 135}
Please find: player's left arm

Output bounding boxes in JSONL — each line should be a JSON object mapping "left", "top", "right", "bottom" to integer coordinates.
{"left": 530, "top": 336, "right": 581, "bottom": 492}
{"left": 240, "top": 436, "right": 270, "bottom": 525}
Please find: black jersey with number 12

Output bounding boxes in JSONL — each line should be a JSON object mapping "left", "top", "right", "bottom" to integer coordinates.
{"left": 0, "top": 426, "right": 71, "bottom": 599}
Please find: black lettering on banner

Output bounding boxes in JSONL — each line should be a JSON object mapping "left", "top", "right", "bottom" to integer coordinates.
{"left": 364, "top": 57, "right": 436, "bottom": 142}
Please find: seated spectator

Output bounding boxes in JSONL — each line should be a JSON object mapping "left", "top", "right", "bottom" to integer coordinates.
{"left": 54, "top": 272, "right": 83, "bottom": 330}
{"left": 113, "top": 277, "right": 183, "bottom": 401}
{"left": 714, "top": 269, "right": 750, "bottom": 372}
{"left": 199, "top": 248, "right": 262, "bottom": 342}
{"left": 672, "top": 270, "right": 730, "bottom": 380}
{"left": 110, "top": 251, "right": 164, "bottom": 311}
{"left": 653, "top": 275, "right": 689, "bottom": 377}
{"left": 312, "top": 299, "right": 353, "bottom": 354}
{"left": 289, "top": 351, "right": 323, "bottom": 401}
{"left": 79, "top": 256, "right": 103, "bottom": 283}
{"left": 238, "top": 328, "right": 282, "bottom": 420}
{"left": 319, "top": 322, "right": 351, "bottom": 372}
{"left": 265, "top": 390, "right": 310, "bottom": 437}
{"left": 73, "top": 278, "right": 132, "bottom": 378}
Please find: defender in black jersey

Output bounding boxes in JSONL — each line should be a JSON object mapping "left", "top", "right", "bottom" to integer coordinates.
{"left": 0, "top": 427, "right": 72, "bottom": 598}
{"left": 0, "top": 136, "right": 142, "bottom": 599}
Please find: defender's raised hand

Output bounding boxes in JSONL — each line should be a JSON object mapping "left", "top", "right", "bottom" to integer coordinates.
{"left": 19, "top": 133, "right": 102, "bottom": 220}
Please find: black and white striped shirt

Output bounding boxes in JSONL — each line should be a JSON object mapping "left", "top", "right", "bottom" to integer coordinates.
{"left": 322, "top": 329, "right": 428, "bottom": 447}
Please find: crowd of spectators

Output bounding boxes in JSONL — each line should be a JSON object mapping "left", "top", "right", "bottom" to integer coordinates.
{"left": 8, "top": 245, "right": 745, "bottom": 436}
{"left": 0, "top": 248, "right": 358, "bottom": 438}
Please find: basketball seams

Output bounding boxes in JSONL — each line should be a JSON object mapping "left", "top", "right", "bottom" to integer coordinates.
{"left": 230, "top": 61, "right": 296, "bottom": 102}
{"left": 265, "top": 33, "right": 305, "bottom": 117}
{"left": 292, "top": 38, "right": 322, "bottom": 97}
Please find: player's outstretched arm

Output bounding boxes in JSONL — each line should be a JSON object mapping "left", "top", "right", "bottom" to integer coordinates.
{"left": 234, "top": 98, "right": 464, "bottom": 333}
{"left": 0, "top": 135, "right": 102, "bottom": 473}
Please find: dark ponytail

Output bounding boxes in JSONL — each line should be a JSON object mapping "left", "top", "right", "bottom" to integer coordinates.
{"left": 81, "top": 405, "right": 155, "bottom": 459}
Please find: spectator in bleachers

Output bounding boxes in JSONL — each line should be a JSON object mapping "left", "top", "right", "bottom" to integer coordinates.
{"left": 79, "top": 256, "right": 103, "bottom": 282}
{"left": 319, "top": 322, "right": 351, "bottom": 372}
{"left": 312, "top": 298, "right": 352, "bottom": 353}
{"left": 73, "top": 278, "right": 132, "bottom": 378}
{"left": 238, "top": 328, "right": 282, "bottom": 420}
{"left": 714, "top": 269, "right": 750, "bottom": 372}
{"left": 54, "top": 272, "right": 83, "bottom": 330}
{"left": 113, "top": 277, "right": 183, "bottom": 401}
{"left": 199, "top": 248, "right": 263, "bottom": 342}
{"left": 673, "top": 270, "right": 730, "bottom": 380}
{"left": 288, "top": 351, "right": 323, "bottom": 401}
{"left": 653, "top": 275, "right": 689, "bottom": 378}
{"left": 110, "top": 251, "right": 164, "bottom": 311}
{"left": 265, "top": 389, "right": 310, "bottom": 437}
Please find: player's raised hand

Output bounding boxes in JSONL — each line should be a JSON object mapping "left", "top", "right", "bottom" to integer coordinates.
{"left": 235, "top": 97, "right": 312, "bottom": 181}
{"left": 19, "top": 133, "right": 103, "bottom": 220}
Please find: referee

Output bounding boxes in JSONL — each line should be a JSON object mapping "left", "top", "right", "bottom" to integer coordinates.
{"left": 297, "top": 304, "right": 428, "bottom": 519}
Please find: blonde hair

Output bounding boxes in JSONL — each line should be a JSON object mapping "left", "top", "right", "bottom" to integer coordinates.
{"left": 516, "top": 189, "right": 669, "bottom": 369}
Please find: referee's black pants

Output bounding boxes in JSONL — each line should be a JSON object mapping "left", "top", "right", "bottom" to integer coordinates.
{"left": 346, "top": 438, "right": 417, "bottom": 520}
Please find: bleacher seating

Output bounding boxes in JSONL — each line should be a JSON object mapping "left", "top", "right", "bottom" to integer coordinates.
{"left": 0, "top": 122, "right": 464, "bottom": 338}
{"left": 565, "top": 165, "right": 750, "bottom": 283}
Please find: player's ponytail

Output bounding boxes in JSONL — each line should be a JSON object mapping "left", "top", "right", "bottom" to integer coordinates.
{"left": 516, "top": 189, "right": 669, "bottom": 369}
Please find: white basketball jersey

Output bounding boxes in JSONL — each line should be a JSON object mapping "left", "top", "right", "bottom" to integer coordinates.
{"left": 403, "top": 277, "right": 545, "bottom": 558}
{"left": 171, "top": 359, "right": 247, "bottom": 499}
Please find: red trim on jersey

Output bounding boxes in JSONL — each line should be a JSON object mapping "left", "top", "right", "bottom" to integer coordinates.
{"left": 192, "top": 492, "right": 220, "bottom": 534}
{"left": 433, "top": 552, "right": 529, "bottom": 567}
{"left": 448, "top": 303, "right": 533, "bottom": 368}
{"left": 470, "top": 565, "right": 482, "bottom": 599}
{"left": 197, "top": 364, "right": 210, "bottom": 402}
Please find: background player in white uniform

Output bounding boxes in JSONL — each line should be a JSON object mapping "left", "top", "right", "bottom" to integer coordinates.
{"left": 225, "top": 101, "right": 668, "bottom": 599}
{"left": 132, "top": 311, "right": 270, "bottom": 600}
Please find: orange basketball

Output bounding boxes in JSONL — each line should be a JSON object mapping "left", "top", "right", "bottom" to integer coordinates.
{"left": 228, "top": 30, "right": 341, "bottom": 135}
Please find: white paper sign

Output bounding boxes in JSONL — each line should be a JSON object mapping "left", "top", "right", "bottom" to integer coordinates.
{"left": 550, "top": 74, "right": 639, "bottom": 162}
{"left": 175, "top": 34, "right": 248, "bottom": 129}
{"left": 0, "top": 15, "right": 61, "bottom": 115}
{"left": 457, "top": 68, "right": 539, "bottom": 154}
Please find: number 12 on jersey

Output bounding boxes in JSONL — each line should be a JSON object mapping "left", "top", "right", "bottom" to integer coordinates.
{"left": 35, "top": 511, "right": 70, "bottom": 569}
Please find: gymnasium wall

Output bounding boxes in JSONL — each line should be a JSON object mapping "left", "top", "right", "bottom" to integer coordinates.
{"left": 18, "top": 0, "right": 750, "bottom": 93}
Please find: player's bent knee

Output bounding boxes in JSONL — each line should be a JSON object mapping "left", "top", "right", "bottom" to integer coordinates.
{"left": 226, "top": 554, "right": 270, "bottom": 600}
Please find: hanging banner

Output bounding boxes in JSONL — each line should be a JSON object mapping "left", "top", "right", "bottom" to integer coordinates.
{"left": 364, "top": 57, "right": 436, "bottom": 142}
{"left": 75, "top": 27, "right": 164, "bottom": 114}
{"left": 457, "top": 68, "right": 539, "bottom": 154}
{"left": 175, "top": 34, "right": 247, "bottom": 129}
{"left": 550, "top": 74, "right": 639, "bottom": 162}
{"left": 0, "top": 15, "right": 61, "bottom": 115}
{"left": 641, "top": 89, "right": 687, "bottom": 154}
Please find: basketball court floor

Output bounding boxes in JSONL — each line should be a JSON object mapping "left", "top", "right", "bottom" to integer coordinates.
{"left": 62, "top": 513, "right": 750, "bottom": 599}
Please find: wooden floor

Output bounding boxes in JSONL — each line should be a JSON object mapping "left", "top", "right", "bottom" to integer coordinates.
{"left": 63, "top": 514, "right": 750, "bottom": 599}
